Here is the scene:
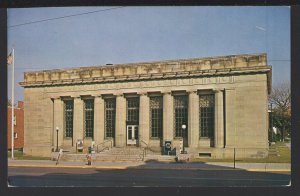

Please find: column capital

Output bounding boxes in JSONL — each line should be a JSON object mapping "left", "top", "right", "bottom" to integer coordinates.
{"left": 225, "top": 87, "right": 235, "bottom": 91}
{"left": 137, "top": 92, "right": 148, "bottom": 96}
{"left": 114, "top": 93, "right": 124, "bottom": 97}
{"left": 51, "top": 96, "right": 61, "bottom": 100}
{"left": 187, "top": 90, "right": 198, "bottom": 94}
{"left": 71, "top": 95, "right": 81, "bottom": 99}
{"left": 162, "top": 91, "right": 172, "bottom": 95}
{"left": 92, "top": 94, "right": 102, "bottom": 98}
{"left": 213, "top": 88, "right": 223, "bottom": 93}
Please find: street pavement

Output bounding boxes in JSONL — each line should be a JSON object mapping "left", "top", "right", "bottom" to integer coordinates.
{"left": 8, "top": 166, "right": 290, "bottom": 187}
{"left": 7, "top": 158, "right": 291, "bottom": 172}
{"left": 7, "top": 159, "right": 291, "bottom": 187}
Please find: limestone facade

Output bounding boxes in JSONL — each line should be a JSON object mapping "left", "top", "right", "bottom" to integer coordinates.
{"left": 20, "top": 53, "right": 271, "bottom": 158}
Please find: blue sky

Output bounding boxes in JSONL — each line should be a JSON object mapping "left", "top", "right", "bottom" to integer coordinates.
{"left": 7, "top": 6, "right": 290, "bottom": 102}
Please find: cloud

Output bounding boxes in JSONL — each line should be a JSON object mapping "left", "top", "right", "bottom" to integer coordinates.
{"left": 255, "top": 26, "right": 266, "bottom": 31}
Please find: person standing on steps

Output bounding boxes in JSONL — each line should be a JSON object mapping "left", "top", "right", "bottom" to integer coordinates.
{"left": 86, "top": 154, "right": 92, "bottom": 165}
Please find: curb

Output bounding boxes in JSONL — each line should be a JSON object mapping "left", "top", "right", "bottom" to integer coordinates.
{"left": 8, "top": 165, "right": 127, "bottom": 170}
{"left": 246, "top": 169, "right": 290, "bottom": 172}
{"left": 8, "top": 165, "right": 290, "bottom": 172}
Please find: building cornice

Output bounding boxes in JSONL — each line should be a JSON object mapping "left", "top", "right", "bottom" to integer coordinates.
{"left": 20, "top": 66, "right": 271, "bottom": 88}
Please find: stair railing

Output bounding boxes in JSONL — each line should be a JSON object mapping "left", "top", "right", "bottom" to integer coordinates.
{"left": 139, "top": 140, "right": 149, "bottom": 161}
{"left": 97, "top": 140, "right": 113, "bottom": 153}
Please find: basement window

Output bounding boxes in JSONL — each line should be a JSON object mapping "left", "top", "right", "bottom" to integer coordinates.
{"left": 199, "top": 153, "right": 211, "bottom": 157}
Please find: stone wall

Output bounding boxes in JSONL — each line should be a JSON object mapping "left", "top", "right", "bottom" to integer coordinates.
{"left": 23, "top": 88, "right": 53, "bottom": 157}
{"left": 21, "top": 53, "right": 271, "bottom": 158}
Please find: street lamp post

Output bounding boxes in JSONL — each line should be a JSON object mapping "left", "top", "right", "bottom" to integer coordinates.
{"left": 181, "top": 124, "right": 186, "bottom": 153}
{"left": 56, "top": 127, "right": 59, "bottom": 152}
{"left": 270, "top": 103, "right": 273, "bottom": 142}
{"left": 268, "top": 103, "right": 274, "bottom": 143}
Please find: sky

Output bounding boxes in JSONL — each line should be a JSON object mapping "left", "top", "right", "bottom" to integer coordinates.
{"left": 7, "top": 6, "right": 290, "bottom": 102}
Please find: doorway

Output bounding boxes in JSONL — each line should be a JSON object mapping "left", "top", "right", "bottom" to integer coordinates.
{"left": 126, "top": 125, "right": 138, "bottom": 145}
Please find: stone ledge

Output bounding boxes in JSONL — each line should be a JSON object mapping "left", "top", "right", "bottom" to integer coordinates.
{"left": 21, "top": 53, "right": 268, "bottom": 85}
{"left": 20, "top": 66, "right": 271, "bottom": 87}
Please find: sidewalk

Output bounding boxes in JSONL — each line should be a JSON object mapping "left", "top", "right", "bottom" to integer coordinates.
{"left": 7, "top": 158, "right": 290, "bottom": 172}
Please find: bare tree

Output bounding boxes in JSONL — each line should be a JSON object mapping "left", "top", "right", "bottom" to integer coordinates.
{"left": 8, "top": 99, "right": 12, "bottom": 106}
{"left": 7, "top": 99, "right": 17, "bottom": 107}
{"left": 269, "top": 82, "right": 291, "bottom": 141}
{"left": 269, "top": 82, "right": 291, "bottom": 113}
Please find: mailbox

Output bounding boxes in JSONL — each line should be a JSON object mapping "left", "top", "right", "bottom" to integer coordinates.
{"left": 164, "top": 141, "right": 172, "bottom": 155}
{"left": 77, "top": 139, "right": 83, "bottom": 152}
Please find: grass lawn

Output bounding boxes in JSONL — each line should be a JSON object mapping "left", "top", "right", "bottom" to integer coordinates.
{"left": 8, "top": 151, "right": 51, "bottom": 160}
{"left": 192, "top": 142, "right": 291, "bottom": 163}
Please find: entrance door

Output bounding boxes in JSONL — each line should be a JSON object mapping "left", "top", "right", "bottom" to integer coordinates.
{"left": 126, "top": 125, "right": 138, "bottom": 145}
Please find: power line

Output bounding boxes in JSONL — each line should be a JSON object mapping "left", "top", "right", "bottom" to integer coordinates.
{"left": 8, "top": 6, "right": 126, "bottom": 28}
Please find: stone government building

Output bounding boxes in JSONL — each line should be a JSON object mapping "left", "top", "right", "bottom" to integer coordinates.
{"left": 20, "top": 53, "right": 272, "bottom": 158}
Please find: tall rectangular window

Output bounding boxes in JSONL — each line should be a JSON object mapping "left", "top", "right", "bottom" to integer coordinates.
{"left": 174, "top": 95, "right": 188, "bottom": 138}
{"left": 127, "top": 97, "right": 139, "bottom": 124}
{"left": 150, "top": 96, "right": 163, "bottom": 138}
{"left": 84, "top": 99, "right": 94, "bottom": 138}
{"left": 199, "top": 94, "right": 214, "bottom": 138}
{"left": 64, "top": 100, "right": 74, "bottom": 138}
{"left": 105, "top": 98, "right": 116, "bottom": 138}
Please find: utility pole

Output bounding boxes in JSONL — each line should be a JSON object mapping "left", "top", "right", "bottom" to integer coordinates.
{"left": 11, "top": 48, "right": 15, "bottom": 159}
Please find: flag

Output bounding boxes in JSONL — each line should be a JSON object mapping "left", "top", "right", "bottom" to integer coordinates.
{"left": 7, "top": 52, "right": 13, "bottom": 65}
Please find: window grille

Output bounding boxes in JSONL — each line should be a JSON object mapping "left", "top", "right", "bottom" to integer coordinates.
{"left": 150, "top": 96, "right": 163, "bottom": 138}
{"left": 84, "top": 99, "right": 94, "bottom": 138}
{"left": 64, "top": 100, "right": 73, "bottom": 138}
{"left": 105, "top": 98, "right": 116, "bottom": 138}
{"left": 199, "top": 94, "right": 214, "bottom": 138}
{"left": 174, "top": 95, "right": 188, "bottom": 137}
{"left": 127, "top": 97, "right": 139, "bottom": 123}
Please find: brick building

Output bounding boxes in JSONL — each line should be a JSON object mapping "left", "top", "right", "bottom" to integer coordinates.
{"left": 7, "top": 101, "right": 24, "bottom": 150}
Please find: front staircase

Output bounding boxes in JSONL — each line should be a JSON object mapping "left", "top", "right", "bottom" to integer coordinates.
{"left": 59, "top": 146, "right": 176, "bottom": 162}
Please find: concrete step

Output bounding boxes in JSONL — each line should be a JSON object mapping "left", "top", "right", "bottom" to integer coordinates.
{"left": 60, "top": 147, "right": 168, "bottom": 162}
{"left": 60, "top": 155, "right": 143, "bottom": 162}
{"left": 145, "top": 155, "right": 176, "bottom": 161}
{"left": 60, "top": 152, "right": 176, "bottom": 162}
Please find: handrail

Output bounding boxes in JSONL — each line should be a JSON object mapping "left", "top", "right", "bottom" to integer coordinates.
{"left": 97, "top": 140, "right": 113, "bottom": 153}
{"left": 140, "top": 140, "right": 148, "bottom": 147}
{"left": 139, "top": 140, "right": 149, "bottom": 161}
{"left": 98, "top": 146, "right": 109, "bottom": 153}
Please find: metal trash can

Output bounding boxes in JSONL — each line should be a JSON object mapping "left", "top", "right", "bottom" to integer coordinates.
{"left": 164, "top": 141, "right": 172, "bottom": 155}
{"left": 88, "top": 147, "right": 92, "bottom": 154}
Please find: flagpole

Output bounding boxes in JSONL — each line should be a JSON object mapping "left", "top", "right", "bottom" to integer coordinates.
{"left": 11, "top": 48, "right": 15, "bottom": 159}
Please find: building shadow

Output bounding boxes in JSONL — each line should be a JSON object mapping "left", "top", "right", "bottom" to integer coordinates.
{"left": 7, "top": 160, "right": 291, "bottom": 187}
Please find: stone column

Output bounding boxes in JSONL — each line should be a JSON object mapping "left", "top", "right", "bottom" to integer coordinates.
{"left": 224, "top": 88, "right": 235, "bottom": 147}
{"left": 214, "top": 90, "right": 224, "bottom": 148}
{"left": 115, "top": 94, "right": 126, "bottom": 147}
{"left": 188, "top": 90, "right": 199, "bottom": 148}
{"left": 163, "top": 92, "right": 174, "bottom": 142}
{"left": 53, "top": 97, "right": 64, "bottom": 148}
{"left": 93, "top": 95, "right": 105, "bottom": 145}
{"left": 73, "top": 96, "right": 84, "bottom": 145}
{"left": 139, "top": 92, "right": 150, "bottom": 145}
